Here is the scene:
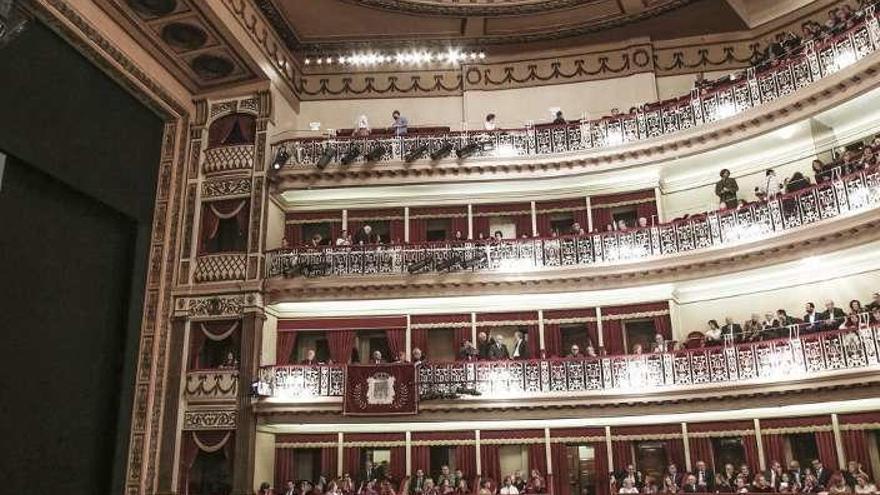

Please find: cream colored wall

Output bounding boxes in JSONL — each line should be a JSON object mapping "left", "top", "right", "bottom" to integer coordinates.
{"left": 295, "top": 96, "right": 464, "bottom": 137}
{"left": 498, "top": 445, "right": 529, "bottom": 480}
{"left": 673, "top": 268, "right": 880, "bottom": 340}
{"left": 655, "top": 70, "right": 731, "bottom": 101}
{"left": 255, "top": 432, "right": 276, "bottom": 492}
{"left": 262, "top": 314, "right": 277, "bottom": 366}
{"left": 266, "top": 199, "right": 286, "bottom": 250}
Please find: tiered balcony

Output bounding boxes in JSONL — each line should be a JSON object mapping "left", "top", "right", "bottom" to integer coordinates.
{"left": 255, "top": 327, "right": 880, "bottom": 408}
{"left": 266, "top": 168, "right": 880, "bottom": 279}
{"left": 185, "top": 370, "right": 239, "bottom": 403}
{"left": 274, "top": 12, "right": 880, "bottom": 170}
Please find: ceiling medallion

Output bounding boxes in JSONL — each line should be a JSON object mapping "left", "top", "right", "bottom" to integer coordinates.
{"left": 344, "top": 0, "right": 593, "bottom": 16}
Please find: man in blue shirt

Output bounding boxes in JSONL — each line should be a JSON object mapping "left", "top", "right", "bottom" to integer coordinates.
{"left": 391, "top": 110, "right": 408, "bottom": 136}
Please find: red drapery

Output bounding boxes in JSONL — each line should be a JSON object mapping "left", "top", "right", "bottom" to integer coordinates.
{"left": 412, "top": 328, "right": 428, "bottom": 357}
{"left": 665, "top": 439, "right": 686, "bottom": 469}
{"left": 762, "top": 434, "right": 785, "bottom": 467}
{"left": 480, "top": 444, "right": 501, "bottom": 483}
{"left": 529, "top": 443, "right": 548, "bottom": 476}
{"left": 180, "top": 431, "right": 234, "bottom": 494}
{"left": 688, "top": 437, "right": 715, "bottom": 471}
{"left": 473, "top": 216, "right": 490, "bottom": 240}
{"left": 328, "top": 330, "right": 357, "bottom": 364}
{"left": 455, "top": 326, "right": 474, "bottom": 359}
{"left": 636, "top": 201, "right": 659, "bottom": 226}
{"left": 207, "top": 113, "right": 256, "bottom": 147}
{"left": 409, "top": 217, "right": 428, "bottom": 243}
{"left": 389, "top": 219, "right": 405, "bottom": 245}
{"left": 742, "top": 435, "right": 760, "bottom": 473}
{"left": 815, "top": 431, "right": 839, "bottom": 469}
{"left": 451, "top": 216, "right": 468, "bottom": 240}
{"left": 842, "top": 430, "right": 874, "bottom": 479}
{"left": 654, "top": 313, "right": 672, "bottom": 341}
{"left": 390, "top": 446, "right": 406, "bottom": 481}
{"left": 550, "top": 443, "right": 569, "bottom": 495}
{"left": 276, "top": 330, "right": 298, "bottom": 365}
{"left": 594, "top": 441, "right": 610, "bottom": 495}
{"left": 601, "top": 319, "right": 624, "bottom": 355}
{"left": 322, "top": 446, "right": 339, "bottom": 478}
{"left": 457, "top": 444, "right": 477, "bottom": 479}
{"left": 189, "top": 320, "right": 240, "bottom": 370}
{"left": 591, "top": 207, "right": 613, "bottom": 233}
{"left": 386, "top": 328, "right": 406, "bottom": 361}
{"left": 514, "top": 214, "right": 533, "bottom": 238}
{"left": 412, "top": 445, "right": 431, "bottom": 474}
{"left": 543, "top": 323, "right": 562, "bottom": 358}
{"left": 611, "top": 440, "right": 633, "bottom": 471}
{"left": 200, "top": 199, "right": 249, "bottom": 253}
{"left": 344, "top": 446, "right": 361, "bottom": 477}
{"left": 275, "top": 448, "right": 298, "bottom": 488}
{"left": 536, "top": 212, "right": 552, "bottom": 238}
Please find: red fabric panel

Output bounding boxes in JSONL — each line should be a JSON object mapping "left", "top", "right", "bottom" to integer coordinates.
{"left": 344, "top": 433, "right": 406, "bottom": 442}
{"left": 348, "top": 208, "right": 404, "bottom": 220}
{"left": 412, "top": 328, "right": 428, "bottom": 357}
{"left": 189, "top": 327, "right": 206, "bottom": 370}
{"left": 742, "top": 434, "right": 760, "bottom": 473}
{"left": 688, "top": 421, "right": 755, "bottom": 433}
{"left": 322, "top": 446, "right": 339, "bottom": 477}
{"left": 586, "top": 321, "right": 599, "bottom": 349}
{"left": 386, "top": 329, "right": 406, "bottom": 362}
{"left": 838, "top": 412, "right": 880, "bottom": 424}
{"left": 410, "top": 217, "right": 427, "bottom": 243}
{"left": 611, "top": 440, "right": 633, "bottom": 470}
{"left": 665, "top": 439, "right": 685, "bottom": 469}
{"left": 473, "top": 216, "right": 490, "bottom": 239}
{"left": 276, "top": 330, "right": 298, "bottom": 364}
{"left": 344, "top": 447, "right": 361, "bottom": 477}
{"left": 275, "top": 448, "right": 297, "bottom": 488}
{"left": 451, "top": 216, "right": 469, "bottom": 240}
{"left": 480, "top": 444, "right": 501, "bottom": 482}
{"left": 842, "top": 430, "right": 874, "bottom": 479}
{"left": 654, "top": 313, "right": 672, "bottom": 341}
{"left": 285, "top": 223, "right": 301, "bottom": 246}
{"left": 591, "top": 207, "right": 613, "bottom": 233}
{"left": 573, "top": 208, "right": 588, "bottom": 233}
{"left": 603, "top": 302, "right": 669, "bottom": 316}
{"left": 412, "top": 314, "right": 472, "bottom": 325}
{"left": 543, "top": 323, "right": 561, "bottom": 358}
{"left": 529, "top": 443, "right": 548, "bottom": 476}
{"left": 457, "top": 445, "right": 477, "bottom": 479}
{"left": 482, "top": 430, "right": 544, "bottom": 440}
{"left": 594, "top": 441, "right": 610, "bottom": 495}
{"left": 815, "top": 431, "right": 839, "bottom": 469}
{"left": 636, "top": 200, "right": 658, "bottom": 225}
{"left": 613, "top": 425, "right": 679, "bottom": 436}
{"left": 601, "top": 319, "right": 624, "bottom": 355}
{"left": 527, "top": 324, "right": 540, "bottom": 358}
{"left": 328, "top": 330, "right": 356, "bottom": 364}
{"left": 550, "top": 443, "right": 569, "bottom": 495}
{"left": 455, "top": 326, "right": 474, "bottom": 359}
{"left": 550, "top": 428, "right": 606, "bottom": 438}
{"left": 207, "top": 113, "right": 256, "bottom": 146}
{"left": 536, "top": 212, "right": 552, "bottom": 238}
{"left": 689, "top": 436, "right": 715, "bottom": 471}
{"left": 474, "top": 203, "right": 531, "bottom": 215}
{"left": 412, "top": 445, "right": 431, "bottom": 474}
{"left": 279, "top": 316, "right": 407, "bottom": 331}
{"left": 390, "top": 219, "right": 405, "bottom": 245}
{"left": 763, "top": 434, "right": 785, "bottom": 467}
{"left": 390, "top": 446, "right": 406, "bottom": 481}
{"left": 410, "top": 206, "right": 468, "bottom": 217}
{"left": 591, "top": 190, "right": 655, "bottom": 207}
{"left": 543, "top": 308, "right": 597, "bottom": 320}
{"left": 412, "top": 431, "right": 475, "bottom": 442}
{"left": 761, "top": 416, "right": 831, "bottom": 429}
{"left": 536, "top": 198, "right": 587, "bottom": 212}
{"left": 514, "top": 213, "right": 533, "bottom": 238}
{"left": 276, "top": 433, "right": 338, "bottom": 443}
{"left": 477, "top": 311, "right": 539, "bottom": 323}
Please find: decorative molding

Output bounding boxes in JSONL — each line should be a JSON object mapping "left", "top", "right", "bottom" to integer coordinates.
{"left": 184, "top": 371, "right": 239, "bottom": 401}
{"left": 343, "top": 0, "right": 614, "bottom": 17}
{"left": 183, "top": 409, "right": 238, "bottom": 429}
{"left": 194, "top": 253, "right": 248, "bottom": 282}
{"left": 186, "top": 294, "right": 247, "bottom": 317}
{"left": 202, "top": 176, "right": 252, "bottom": 198}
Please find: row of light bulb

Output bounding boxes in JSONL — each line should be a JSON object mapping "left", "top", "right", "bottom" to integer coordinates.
{"left": 304, "top": 50, "right": 486, "bottom": 66}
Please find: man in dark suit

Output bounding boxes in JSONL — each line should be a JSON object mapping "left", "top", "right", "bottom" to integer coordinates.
{"left": 488, "top": 334, "right": 510, "bottom": 360}
{"left": 821, "top": 300, "right": 846, "bottom": 330}
{"left": 613, "top": 464, "right": 644, "bottom": 491}
{"left": 812, "top": 459, "right": 831, "bottom": 489}
{"left": 764, "top": 460, "right": 785, "bottom": 490}
{"left": 682, "top": 474, "right": 700, "bottom": 493}
{"left": 477, "top": 332, "right": 491, "bottom": 359}
{"left": 803, "top": 302, "right": 822, "bottom": 332}
{"left": 300, "top": 348, "right": 321, "bottom": 365}
{"left": 410, "top": 469, "right": 426, "bottom": 495}
{"left": 282, "top": 480, "right": 296, "bottom": 495}
{"left": 665, "top": 464, "right": 684, "bottom": 492}
{"left": 510, "top": 331, "right": 529, "bottom": 360}
{"left": 721, "top": 317, "right": 742, "bottom": 342}
{"left": 369, "top": 350, "right": 385, "bottom": 364}
{"left": 353, "top": 224, "right": 380, "bottom": 245}
{"left": 362, "top": 461, "right": 378, "bottom": 484}
{"left": 693, "top": 460, "right": 714, "bottom": 492}
{"left": 867, "top": 292, "right": 880, "bottom": 312}
{"left": 788, "top": 460, "right": 804, "bottom": 487}
{"left": 459, "top": 339, "right": 479, "bottom": 361}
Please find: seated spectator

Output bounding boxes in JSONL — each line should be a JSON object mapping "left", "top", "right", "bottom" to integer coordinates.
{"left": 743, "top": 313, "right": 763, "bottom": 341}
{"left": 258, "top": 482, "right": 274, "bottom": 495}
{"left": 854, "top": 474, "right": 877, "bottom": 494}
{"left": 499, "top": 477, "right": 519, "bottom": 495}
{"left": 682, "top": 474, "right": 699, "bottom": 493}
{"left": 552, "top": 110, "right": 566, "bottom": 125}
{"left": 812, "top": 159, "right": 833, "bottom": 183}
{"left": 336, "top": 230, "right": 351, "bottom": 246}
{"left": 631, "top": 343, "right": 643, "bottom": 355}
{"left": 566, "top": 344, "right": 583, "bottom": 358}
{"left": 459, "top": 339, "right": 479, "bottom": 361}
{"left": 721, "top": 316, "right": 743, "bottom": 342}
{"left": 651, "top": 333, "right": 667, "bottom": 353}
{"left": 478, "top": 480, "right": 492, "bottom": 495}
{"left": 484, "top": 113, "right": 497, "bottom": 131}
{"left": 705, "top": 319, "right": 722, "bottom": 345}
{"left": 868, "top": 292, "right": 880, "bottom": 312}
{"left": 309, "top": 233, "right": 324, "bottom": 248}
{"left": 354, "top": 114, "right": 371, "bottom": 137}
{"left": 642, "top": 476, "right": 659, "bottom": 494}
{"left": 693, "top": 460, "right": 714, "bottom": 492}
{"left": 822, "top": 300, "right": 847, "bottom": 329}
{"left": 804, "top": 302, "right": 822, "bottom": 331}
{"left": 584, "top": 342, "right": 598, "bottom": 357}
{"left": 369, "top": 350, "right": 385, "bottom": 364}
{"left": 218, "top": 351, "right": 238, "bottom": 369}
{"left": 715, "top": 472, "right": 733, "bottom": 493}
{"left": 438, "top": 479, "right": 453, "bottom": 495}
{"left": 827, "top": 473, "right": 853, "bottom": 494}
{"left": 845, "top": 461, "right": 869, "bottom": 489}
{"left": 411, "top": 347, "right": 425, "bottom": 363}
{"left": 751, "top": 473, "right": 774, "bottom": 493}
{"left": 860, "top": 146, "right": 878, "bottom": 170}
{"left": 785, "top": 171, "right": 811, "bottom": 193}
{"left": 354, "top": 225, "right": 380, "bottom": 245}
{"left": 301, "top": 348, "right": 321, "bottom": 365}
{"left": 423, "top": 480, "right": 439, "bottom": 495}
{"left": 617, "top": 479, "right": 638, "bottom": 494}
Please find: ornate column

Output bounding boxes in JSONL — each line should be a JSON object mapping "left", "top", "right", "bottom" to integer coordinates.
{"left": 232, "top": 306, "right": 266, "bottom": 495}
{"left": 155, "top": 315, "right": 190, "bottom": 494}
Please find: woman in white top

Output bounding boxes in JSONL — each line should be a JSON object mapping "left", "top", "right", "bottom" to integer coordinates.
{"left": 484, "top": 113, "right": 497, "bottom": 131}
{"left": 354, "top": 114, "right": 371, "bottom": 137}
{"left": 618, "top": 479, "right": 639, "bottom": 494}
{"left": 854, "top": 475, "right": 877, "bottom": 494}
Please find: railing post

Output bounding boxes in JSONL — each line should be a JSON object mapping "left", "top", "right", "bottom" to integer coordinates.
{"left": 585, "top": 196, "right": 593, "bottom": 233}
{"left": 545, "top": 428, "right": 553, "bottom": 476}
{"left": 468, "top": 204, "right": 474, "bottom": 240}
{"left": 538, "top": 310, "right": 546, "bottom": 356}
{"left": 406, "top": 431, "right": 412, "bottom": 477}
{"left": 596, "top": 307, "right": 605, "bottom": 349}
{"left": 404, "top": 207, "right": 410, "bottom": 243}
{"left": 531, "top": 201, "right": 538, "bottom": 237}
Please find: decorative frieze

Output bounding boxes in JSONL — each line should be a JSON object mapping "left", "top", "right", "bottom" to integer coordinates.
{"left": 183, "top": 409, "right": 238, "bottom": 430}
{"left": 202, "top": 144, "right": 255, "bottom": 175}
{"left": 201, "top": 176, "right": 252, "bottom": 198}
{"left": 186, "top": 294, "right": 246, "bottom": 317}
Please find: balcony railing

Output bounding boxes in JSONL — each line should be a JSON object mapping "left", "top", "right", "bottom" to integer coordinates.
{"left": 274, "top": 10, "right": 880, "bottom": 168}
{"left": 185, "top": 370, "right": 239, "bottom": 401}
{"left": 195, "top": 253, "right": 248, "bottom": 282}
{"left": 256, "top": 327, "right": 880, "bottom": 403}
{"left": 203, "top": 144, "right": 255, "bottom": 174}
{"left": 266, "top": 168, "right": 880, "bottom": 279}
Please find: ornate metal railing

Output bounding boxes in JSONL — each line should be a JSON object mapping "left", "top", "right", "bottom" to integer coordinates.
{"left": 195, "top": 253, "right": 248, "bottom": 282}
{"left": 273, "top": 10, "right": 880, "bottom": 168}
{"left": 203, "top": 144, "right": 255, "bottom": 174}
{"left": 185, "top": 370, "right": 239, "bottom": 401}
{"left": 266, "top": 168, "right": 880, "bottom": 278}
{"left": 256, "top": 327, "right": 880, "bottom": 402}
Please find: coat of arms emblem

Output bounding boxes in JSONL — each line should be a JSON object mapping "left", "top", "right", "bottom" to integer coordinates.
{"left": 365, "top": 372, "right": 396, "bottom": 405}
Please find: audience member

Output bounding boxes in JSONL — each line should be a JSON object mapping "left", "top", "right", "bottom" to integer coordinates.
{"left": 552, "top": 111, "right": 566, "bottom": 125}
{"left": 716, "top": 169, "right": 739, "bottom": 209}
{"left": 485, "top": 113, "right": 497, "bottom": 131}
{"left": 391, "top": 110, "right": 408, "bottom": 136}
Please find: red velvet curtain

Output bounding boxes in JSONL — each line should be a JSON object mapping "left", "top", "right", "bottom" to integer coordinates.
{"left": 200, "top": 199, "right": 249, "bottom": 253}
{"left": 591, "top": 207, "right": 613, "bottom": 233}
{"left": 451, "top": 216, "right": 469, "bottom": 240}
{"left": 526, "top": 324, "right": 540, "bottom": 359}
{"left": 529, "top": 443, "right": 548, "bottom": 475}
{"left": 815, "top": 431, "right": 839, "bottom": 469}
{"left": 543, "top": 323, "right": 562, "bottom": 358}
{"left": 390, "top": 219, "right": 406, "bottom": 245}
{"left": 276, "top": 330, "right": 297, "bottom": 365}
{"left": 412, "top": 328, "right": 428, "bottom": 357}
{"left": 329, "top": 331, "right": 357, "bottom": 364}
{"left": 322, "top": 446, "right": 339, "bottom": 478}
{"left": 536, "top": 213, "right": 552, "bottom": 238}
{"left": 386, "top": 329, "right": 406, "bottom": 361}
{"left": 594, "top": 441, "right": 610, "bottom": 495}
{"left": 473, "top": 216, "right": 490, "bottom": 240}
{"left": 654, "top": 313, "right": 672, "bottom": 341}
{"left": 689, "top": 437, "right": 715, "bottom": 471}
{"left": 586, "top": 321, "right": 599, "bottom": 349}
{"left": 762, "top": 434, "right": 785, "bottom": 467}
{"left": 742, "top": 435, "right": 761, "bottom": 473}
{"left": 636, "top": 201, "right": 659, "bottom": 226}
{"left": 842, "top": 430, "right": 874, "bottom": 479}
{"left": 276, "top": 448, "right": 297, "bottom": 488}
{"left": 390, "top": 446, "right": 406, "bottom": 481}
{"left": 412, "top": 445, "right": 431, "bottom": 474}
{"left": 208, "top": 113, "right": 256, "bottom": 147}
{"left": 457, "top": 445, "right": 477, "bottom": 479}
{"left": 480, "top": 444, "right": 501, "bottom": 482}
{"left": 611, "top": 440, "right": 633, "bottom": 471}
{"left": 180, "top": 431, "right": 234, "bottom": 494}
{"left": 573, "top": 209, "right": 589, "bottom": 232}
{"left": 189, "top": 320, "right": 240, "bottom": 370}
{"left": 664, "top": 439, "right": 686, "bottom": 470}
{"left": 285, "top": 224, "right": 302, "bottom": 246}
{"left": 602, "top": 320, "right": 624, "bottom": 355}
{"left": 344, "top": 446, "right": 362, "bottom": 477}
{"left": 410, "top": 217, "right": 428, "bottom": 243}
{"left": 550, "top": 443, "right": 569, "bottom": 495}
{"left": 514, "top": 214, "right": 533, "bottom": 238}
{"left": 455, "top": 326, "right": 474, "bottom": 360}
